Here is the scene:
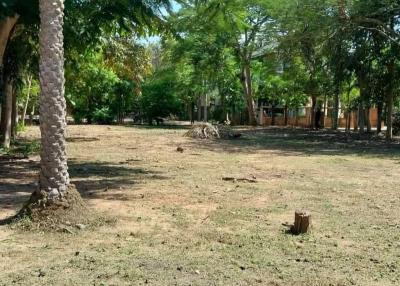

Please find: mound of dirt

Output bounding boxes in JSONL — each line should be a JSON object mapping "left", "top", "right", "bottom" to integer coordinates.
{"left": 184, "top": 123, "right": 241, "bottom": 140}
{"left": 15, "top": 185, "right": 93, "bottom": 231}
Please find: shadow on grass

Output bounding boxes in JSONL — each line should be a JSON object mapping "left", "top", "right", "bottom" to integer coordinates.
{"left": 123, "top": 123, "right": 191, "bottom": 131}
{"left": 0, "top": 138, "right": 41, "bottom": 158}
{"left": 68, "top": 160, "right": 168, "bottom": 199}
{"left": 66, "top": 137, "right": 100, "bottom": 143}
{"left": 185, "top": 128, "right": 400, "bottom": 159}
{"left": 0, "top": 158, "right": 168, "bottom": 223}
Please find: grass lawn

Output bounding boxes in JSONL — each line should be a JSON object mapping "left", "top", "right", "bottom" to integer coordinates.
{"left": 0, "top": 125, "right": 399, "bottom": 286}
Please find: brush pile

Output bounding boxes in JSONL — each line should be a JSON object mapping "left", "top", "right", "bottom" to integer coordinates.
{"left": 184, "top": 123, "right": 241, "bottom": 140}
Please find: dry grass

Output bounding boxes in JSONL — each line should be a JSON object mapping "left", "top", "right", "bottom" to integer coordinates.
{"left": 0, "top": 125, "right": 399, "bottom": 286}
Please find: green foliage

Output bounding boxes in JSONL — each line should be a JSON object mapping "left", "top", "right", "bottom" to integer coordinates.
{"left": 92, "top": 107, "right": 115, "bottom": 125}
{"left": 0, "top": 139, "right": 40, "bottom": 156}
{"left": 66, "top": 53, "right": 120, "bottom": 124}
{"left": 16, "top": 122, "right": 26, "bottom": 133}
{"left": 2, "top": 0, "right": 400, "bottom": 130}
{"left": 141, "top": 67, "right": 182, "bottom": 122}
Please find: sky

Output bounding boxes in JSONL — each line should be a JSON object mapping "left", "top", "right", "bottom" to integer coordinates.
{"left": 140, "top": 1, "right": 181, "bottom": 44}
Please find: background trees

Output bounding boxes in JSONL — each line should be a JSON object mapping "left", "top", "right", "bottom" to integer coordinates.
{"left": 0, "top": 0, "right": 399, "bottom": 146}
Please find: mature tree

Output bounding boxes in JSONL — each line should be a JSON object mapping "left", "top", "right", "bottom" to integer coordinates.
{"left": 36, "top": 0, "right": 70, "bottom": 199}
{"left": 35, "top": 0, "right": 174, "bottom": 200}
{"left": 183, "top": 0, "right": 278, "bottom": 125}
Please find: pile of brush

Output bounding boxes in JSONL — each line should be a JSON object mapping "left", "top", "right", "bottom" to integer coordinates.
{"left": 184, "top": 123, "right": 241, "bottom": 140}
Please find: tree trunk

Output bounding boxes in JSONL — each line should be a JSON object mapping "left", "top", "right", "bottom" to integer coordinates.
{"left": 197, "top": 97, "right": 201, "bottom": 122}
{"left": 358, "top": 104, "right": 365, "bottom": 134}
{"left": 386, "top": 61, "right": 395, "bottom": 140}
{"left": 332, "top": 87, "right": 340, "bottom": 130}
{"left": 11, "top": 84, "right": 17, "bottom": 139}
{"left": 192, "top": 102, "right": 195, "bottom": 124}
{"left": 0, "top": 16, "right": 19, "bottom": 134}
{"left": 0, "top": 16, "right": 19, "bottom": 66}
{"left": 284, "top": 105, "right": 288, "bottom": 126}
{"left": 386, "top": 94, "right": 394, "bottom": 140}
{"left": 353, "top": 109, "right": 358, "bottom": 131}
{"left": 22, "top": 76, "right": 33, "bottom": 125}
{"left": 29, "top": 104, "right": 35, "bottom": 125}
{"left": 322, "top": 94, "right": 328, "bottom": 127}
{"left": 377, "top": 102, "right": 383, "bottom": 133}
{"left": 365, "top": 108, "right": 371, "bottom": 133}
{"left": 37, "top": 0, "right": 70, "bottom": 200}
{"left": 310, "top": 95, "right": 317, "bottom": 129}
{"left": 0, "top": 74, "right": 13, "bottom": 148}
{"left": 241, "top": 63, "right": 257, "bottom": 126}
{"left": 204, "top": 93, "right": 208, "bottom": 122}
{"left": 271, "top": 105, "right": 275, "bottom": 126}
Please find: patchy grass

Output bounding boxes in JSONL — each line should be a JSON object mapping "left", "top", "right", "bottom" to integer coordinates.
{"left": 0, "top": 125, "right": 399, "bottom": 286}
{"left": 0, "top": 138, "right": 41, "bottom": 158}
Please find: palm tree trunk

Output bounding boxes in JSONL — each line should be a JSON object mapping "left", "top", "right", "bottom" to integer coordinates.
{"left": 38, "top": 0, "right": 69, "bottom": 200}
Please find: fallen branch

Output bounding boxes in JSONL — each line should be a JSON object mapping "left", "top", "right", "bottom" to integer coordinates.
{"left": 222, "top": 177, "right": 257, "bottom": 183}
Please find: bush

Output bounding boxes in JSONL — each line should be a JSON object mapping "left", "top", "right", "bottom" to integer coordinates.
{"left": 16, "top": 122, "right": 26, "bottom": 133}
{"left": 92, "top": 107, "right": 114, "bottom": 124}
{"left": 141, "top": 69, "right": 183, "bottom": 123}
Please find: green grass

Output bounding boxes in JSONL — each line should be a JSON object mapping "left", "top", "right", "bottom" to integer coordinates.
{"left": 0, "top": 138, "right": 41, "bottom": 157}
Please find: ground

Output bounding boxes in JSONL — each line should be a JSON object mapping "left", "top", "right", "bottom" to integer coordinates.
{"left": 0, "top": 125, "right": 399, "bottom": 286}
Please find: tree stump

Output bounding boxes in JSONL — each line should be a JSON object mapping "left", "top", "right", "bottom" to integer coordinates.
{"left": 291, "top": 210, "right": 311, "bottom": 235}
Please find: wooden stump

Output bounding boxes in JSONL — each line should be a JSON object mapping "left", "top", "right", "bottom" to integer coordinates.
{"left": 291, "top": 210, "right": 311, "bottom": 235}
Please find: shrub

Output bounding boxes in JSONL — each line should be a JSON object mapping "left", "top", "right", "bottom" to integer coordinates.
{"left": 92, "top": 107, "right": 115, "bottom": 124}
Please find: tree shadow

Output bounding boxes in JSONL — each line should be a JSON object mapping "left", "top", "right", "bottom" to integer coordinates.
{"left": 68, "top": 160, "right": 168, "bottom": 199}
{"left": 0, "top": 159, "right": 39, "bottom": 218}
{"left": 123, "top": 123, "right": 191, "bottom": 131}
{"left": 66, "top": 137, "right": 100, "bottom": 143}
{"left": 184, "top": 128, "right": 400, "bottom": 159}
{"left": 0, "top": 158, "right": 168, "bottom": 223}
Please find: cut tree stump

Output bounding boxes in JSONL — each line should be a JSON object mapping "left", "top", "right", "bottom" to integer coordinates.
{"left": 291, "top": 210, "right": 311, "bottom": 235}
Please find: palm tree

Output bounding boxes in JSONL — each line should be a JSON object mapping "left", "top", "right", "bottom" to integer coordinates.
{"left": 37, "top": 0, "right": 69, "bottom": 201}
{"left": 33, "top": 0, "right": 173, "bottom": 203}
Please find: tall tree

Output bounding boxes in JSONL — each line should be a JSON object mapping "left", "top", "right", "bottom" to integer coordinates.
{"left": 37, "top": 0, "right": 69, "bottom": 199}
{"left": 188, "top": 0, "right": 277, "bottom": 125}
